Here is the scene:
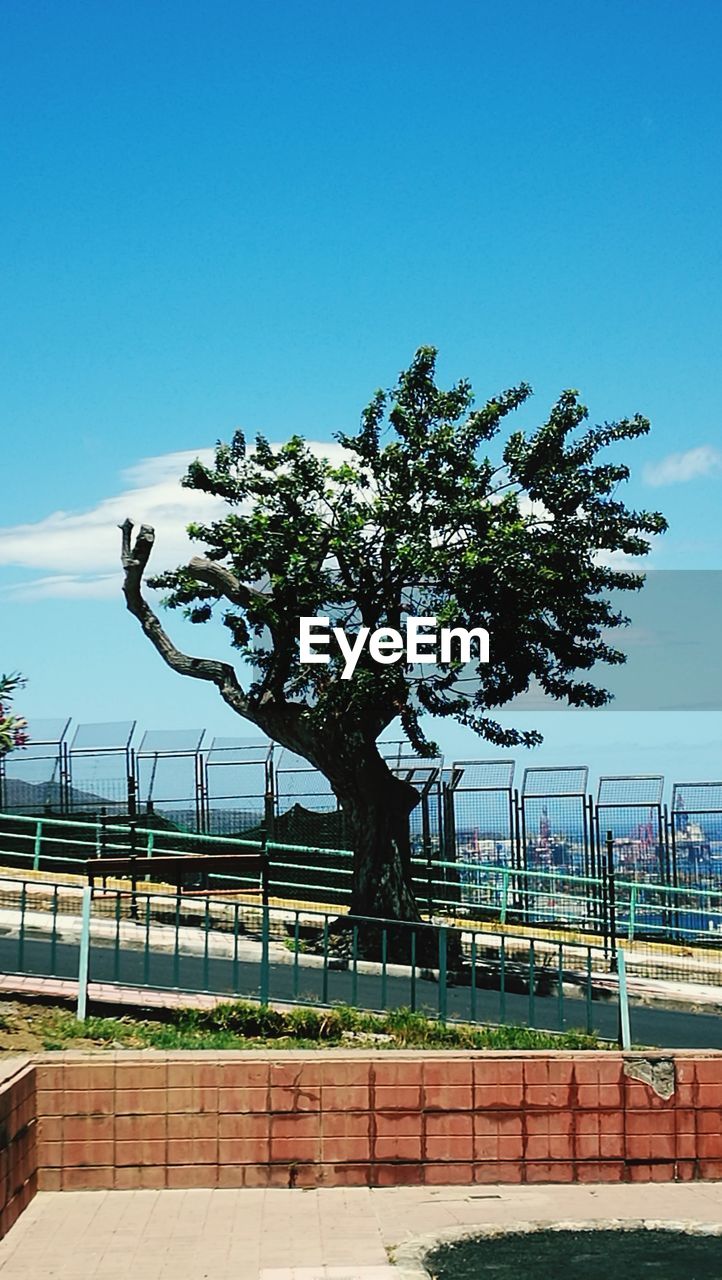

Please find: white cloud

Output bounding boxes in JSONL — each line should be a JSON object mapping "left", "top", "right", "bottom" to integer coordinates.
{"left": 643, "top": 444, "right": 722, "bottom": 487}
{"left": 0, "top": 440, "right": 348, "bottom": 601}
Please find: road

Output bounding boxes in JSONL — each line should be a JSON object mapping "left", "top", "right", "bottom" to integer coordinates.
{"left": 1, "top": 928, "right": 721, "bottom": 1049}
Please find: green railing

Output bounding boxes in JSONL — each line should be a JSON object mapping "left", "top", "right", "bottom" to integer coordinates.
{"left": 0, "top": 872, "right": 626, "bottom": 1041}
{"left": 1, "top": 810, "right": 722, "bottom": 962}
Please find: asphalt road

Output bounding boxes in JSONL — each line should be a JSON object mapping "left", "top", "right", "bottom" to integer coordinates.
{"left": 1, "top": 929, "right": 721, "bottom": 1049}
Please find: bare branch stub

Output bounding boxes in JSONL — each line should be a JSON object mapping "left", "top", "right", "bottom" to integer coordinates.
{"left": 119, "top": 519, "right": 250, "bottom": 717}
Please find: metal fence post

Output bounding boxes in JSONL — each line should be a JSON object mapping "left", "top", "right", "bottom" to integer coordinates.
{"left": 617, "top": 947, "right": 631, "bottom": 1050}
{"left": 260, "top": 904, "right": 270, "bottom": 1005}
{"left": 33, "top": 820, "right": 43, "bottom": 872}
{"left": 437, "top": 926, "right": 448, "bottom": 1023}
{"left": 77, "top": 885, "right": 92, "bottom": 1022}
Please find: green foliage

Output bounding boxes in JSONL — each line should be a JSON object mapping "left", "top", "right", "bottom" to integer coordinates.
{"left": 36, "top": 999, "right": 604, "bottom": 1052}
{"left": 0, "top": 673, "right": 28, "bottom": 756}
{"left": 151, "top": 348, "right": 666, "bottom": 755}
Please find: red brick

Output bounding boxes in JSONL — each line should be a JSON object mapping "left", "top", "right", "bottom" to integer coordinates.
{"left": 321, "top": 1112, "right": 369, "bottom": 1138}
{"left": 114, "top": 1165, "right": 166, "bottom": 1189}
{"left": 374, "top": 1136, "right": 421, "bottom": 1161}
{"left": 63, "top": 1116, "right": 113, "bottom": 1143}
{"left": 628, "top": 1162, "right": 675, "bottom": 1182}
{"left": 372, "top": 1061, "right": 423, "bottom": 1088}
{"left": 372, "top": 1162, "right": 424, "bottom": 1186}
{"left": 424, "top": 1084, "right": 473, "bottom": 1110}
{"left": 116, "top": 1114, "right": 166, "bottom": 1142}
{"left": 63, "top": 1063, "right": 115, "bottom": 1090}
{"left": 216, "top": 1165, "right": 246, "bottom": 1188}
{"left": 424, "top": 1061, "right": 473, "bottom": 1088}
{"left": 63, "top": 1139, "right": 114, "bottom": 1167}
{"left": 425, "top": 1134, "right": 474, "bottom": 1162}
{"left": 321, "top": 1137, "right": 371, "bottom": 1163}
{"left": 324, "top": 1163, "right": 371, "bottom": 1186}
{"left": 693, "top": 1060, "right": 722, "bottom": 1084}
{"left": 116, "top": 1139, "right": 167, "bottom": 1167}
{"left": 270, "top": 1113, "right": 320, "bottom": 1139}
{"left": 166, "top": 1164, "right": 219, "bottom": 1188}
{"left": 526, "top": 1161, "right": 575, "bottom": 1183}
{"left": 218, "top": 1087, "right": 268, "bottom": 1113}
{"left": 425, "top": 1112, "right": 472, "bottom": 1138}
{"left": 37, "top": 1168, "right": 61, "bottom": 1191}
{"left": 575, "top": 1161, "right": 625, "bottom": 1183}
{"left": 167, "top": 1138, "right": 217, "bottom": 1165}
{"left": 374, "top": 1085, "right": 421, "bottom": 1110}
{"left": 319, "top": 1061, "right": 370, "bottom": 1087}
{"left": 474, "top": 1161, "right": 523, "bottom": 1184}
{"left": 63, "top": 1090, "right": 115, "bottom": 1116}
{"left": 270, "top": 1137, "right": 320, "bottom": 1163}
{"left": 322, "top": 1086, "right": 369, "bottom": 1111}
{"left": 114, "top": 1089, "right": 169, "bottom": 1116}
{"left": 115, "top": 1063, "right": 167, "bottom": 1090}
{"left": 61, "top": 1166, "right": 114, "bottom": 1190}
{"left": 423, "top": 1162, "right": 473, "bottom": 1185}
{"left": 218, "top": 1137, "right": 270, "bottom": 1164}
{"left": 167, "top": 1113, "right": 218, "bottom": 1140}
{"left": 375, "top": 1112, "right": 422, "bottom": 1138}
{"left": 218, "top": 1113, "right": 268, "bottom": 1140}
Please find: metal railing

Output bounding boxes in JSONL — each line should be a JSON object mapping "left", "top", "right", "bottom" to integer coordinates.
{"left": 2, "top": 811, "right": 722, "bottom": 983}
{"left": 0, "top": 872, "right": 629, "bottom": 1042}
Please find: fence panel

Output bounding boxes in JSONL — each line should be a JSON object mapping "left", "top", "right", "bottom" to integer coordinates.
{"left": 521, "top": 767, "right": 591, "bottom": 879}
{"left": 596, "top": 775, "right": 666, "bottom": 883}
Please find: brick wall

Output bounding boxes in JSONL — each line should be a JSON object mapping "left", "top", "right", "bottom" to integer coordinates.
{"left": 0, "top": 1059, "right": 37, "bottom": 1237}
{"left": 29, "top": 1049, "right": 722, "bottom": 1191}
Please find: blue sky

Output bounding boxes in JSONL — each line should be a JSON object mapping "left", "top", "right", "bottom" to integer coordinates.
{"left": 2, "top": 0, "right": 721, "bottom": 788}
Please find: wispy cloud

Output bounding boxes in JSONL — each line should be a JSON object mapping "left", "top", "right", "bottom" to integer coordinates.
{"left": 0, "top": 441, "right": 346, "bottom": 601}
{"left": 643, "top": 444, "right": 722, "bottom": 487}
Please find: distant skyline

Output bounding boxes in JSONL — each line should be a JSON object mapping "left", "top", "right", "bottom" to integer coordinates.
{"left": 2, "top": 1, "right": 721, "bottom": 779}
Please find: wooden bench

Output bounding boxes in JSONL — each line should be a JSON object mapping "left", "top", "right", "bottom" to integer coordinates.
{"left": 85, "top": 851, "right": 268, "bottom": 904}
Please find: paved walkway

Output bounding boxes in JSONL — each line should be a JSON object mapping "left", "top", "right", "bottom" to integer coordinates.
{"left": 1, "top": 1183, "right": 722, "bottom": 1279}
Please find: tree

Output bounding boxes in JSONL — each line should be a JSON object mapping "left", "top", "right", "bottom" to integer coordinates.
{"left": 0, "top": 674, "right": 28, "bottom": 757}
{"left": 121, "top": 348, "right": 666, "bottom": 925}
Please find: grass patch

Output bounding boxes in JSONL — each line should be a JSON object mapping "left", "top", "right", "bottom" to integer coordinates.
{"left": 12, "top": 999, "right": 607, "bottom": 1053}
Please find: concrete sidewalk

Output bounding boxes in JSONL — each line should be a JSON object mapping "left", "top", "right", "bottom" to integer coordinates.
{"left": 0, "top": 1182, "right": 721, "bottom": 1279}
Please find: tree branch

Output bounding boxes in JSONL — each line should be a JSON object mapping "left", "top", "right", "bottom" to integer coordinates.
{"left": 119, "top": 519, "right": 251, "bottom": 718}
{"left": 186, "top": 557, "right": 271, "bottom": 611}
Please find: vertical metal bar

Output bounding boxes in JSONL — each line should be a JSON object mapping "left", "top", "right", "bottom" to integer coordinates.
{"left": 50, "top": 885, "right": 58, "bottom": 975}
{"left": 470, "top": 933, "right": 477, "bottom": 1023}
{"left": 500, "top": 869, "right": 509, "bottom": 925}
{"left": 260, "top": 904, "right": 270, "bottom": 1005}
{"left": 438, "top": 926, "right": 447, "bottom": 1023}
{"left": 33, "top": 820, "right": 42, "bottom": 872}
{"left": 381, "top": 928, "right": 388, "bottom": 1010}
{"left": 500, "top": 935, "right": 506, "bottom": 1025}
{"left": 410, "top": 930, "right": 416, "bottom": 1012}
{"left": 293, "top": 913, "right": 300, "bottom": 1000}
{"left": 321, "top": 917, "right": 329, "bottom": 1005}
{"left": 606, "top": 830, "right": 617, "bottom": 967}
{"left": 173, "top": 891, "right": 180, "bottom": 988}
{"left": 351, "top": 923, "right": 358, "bottom": 1007}
{"left": 18, "top": 884, "right": 26, "bottom": 971}
{"left": 557, "top": 941, "right": 564, "bottom": 1032}
{"left": 114, "top": 892, "right": 121, "bottom": 981}
{"left": 586, "top": 948, "right": 593, "bottom": 1034}
{"left": 628, "top": 884, "right": 637, "bottom": 942}
{"left": 203, "top": 897, "right": 210, "bottom": 991}
{"left": 233, "top": 903, "right": 240, "bottom": 994}
{"left": 76, "top": 885, "right": 92, "bottom": 1021}
{"left": 143, "top": 895, "right": 151, "bottom": 986}
{"left": 617, "top": 947, "right": 631, "bottom": 1050}
{"left": 528, "top": 939, "right": 536, "bottom": 1027}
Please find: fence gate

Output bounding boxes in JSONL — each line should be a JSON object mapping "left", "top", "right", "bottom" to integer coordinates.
{"left": 203, "top": 737, "right": 273, "bottom": 837}
{"left": 0, "top": 716, "right": 71, "bottom": 814}
{"left": 135, "top": 728, "right": 206, "bottom": 832}
{"left": 670, "top": 781, "right": 722, "bottom": 892}
{"left": 67, "top": 722, "right": 136, "bottom": 816}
